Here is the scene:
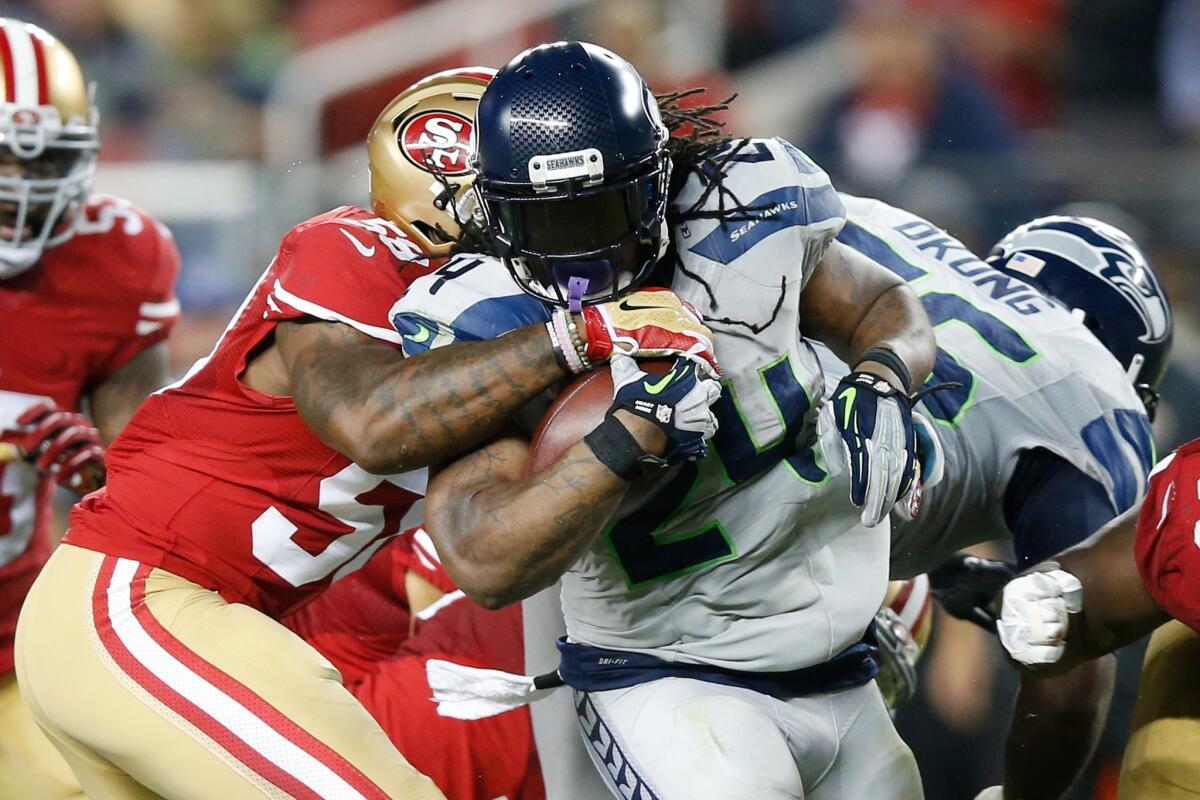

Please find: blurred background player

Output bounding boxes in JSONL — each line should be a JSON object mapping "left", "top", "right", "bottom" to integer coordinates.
{"left": 818, "top": 205, "right": 1169, "bottom": 798}
{"left": 995, "top": 442, "right": 1200, "bottom": 797}
{"left": 12, "top": 53, "right": 714, "bottom": 798}
{"left": 397, "top": 41, "right": 937, "bottom": 798}
{"left": 875, "top": 575, "right": 936, "bottom": 711}
{"left": 0, "top": 17, "right": 180, "bottom": 800}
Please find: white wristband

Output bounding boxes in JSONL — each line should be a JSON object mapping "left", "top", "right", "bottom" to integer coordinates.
{"left": 550, "top": 311, "right": 584, "bottom": 374}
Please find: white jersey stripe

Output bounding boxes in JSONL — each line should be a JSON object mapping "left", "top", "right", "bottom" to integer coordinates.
{"left": 139, "top": 299, "right": 182, "bottom": 319}
{"left": 415, "top": 589, "right": 465, "bottom": 621}
{"left": 4, "top": 23, "right": 38, "bottom": 107}
{"left": 271, "top": 279, "right": 402, "bottom": 344}
{"left": 104, "top": 558, "right": 373, "bottom": 800}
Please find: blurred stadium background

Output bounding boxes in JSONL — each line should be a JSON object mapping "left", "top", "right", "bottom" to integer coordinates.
{"left": 7, "top": 0, "right": 1197, "bottom": 796}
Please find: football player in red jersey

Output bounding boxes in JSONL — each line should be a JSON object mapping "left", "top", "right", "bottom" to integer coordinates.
{"left": 0, "top": 18, "right": 181, "bottom": 800}
{"left": 995, "top": 442, "right": 1200, "bottom": 797}
{"left": 13, "top": 62, "right": 720, "bottom": 799}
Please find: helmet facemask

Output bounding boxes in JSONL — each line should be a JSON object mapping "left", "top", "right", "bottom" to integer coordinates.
{"left": 0, "top": 139, "right": 95, "bottom": 277}
{"left": 476, "top": 149, "right": 671, "bottom": 309}
{"left": 0, "top": 17, "right": 100, "bottom": 279}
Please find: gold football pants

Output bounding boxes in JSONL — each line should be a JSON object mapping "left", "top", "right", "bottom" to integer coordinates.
{"left": 1120, "top": 621, "right": 1200, "bottom": 797}
{"left": 0, "top": 670, "right": 83, "bottom": 799}
{"left": 15, "top": 543, "right": 444, "bottom": 800}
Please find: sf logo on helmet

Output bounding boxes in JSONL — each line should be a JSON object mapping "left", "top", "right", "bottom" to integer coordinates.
{"left": 11, "top": 108, "right": 40, "bottom": 127}
{"left": 400, "top": 111, "right": 473, "bottom": 176}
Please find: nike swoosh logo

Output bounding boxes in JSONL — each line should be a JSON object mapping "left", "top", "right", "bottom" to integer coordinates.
{"left": 405, "top": 323, "right": 431, "bottom": 344}
{"left": 339, "top": 227, "right": 376, "bottom": 257}
{"left": 618, "top": 300, "right": 662, "bottom": 312}
{"left": 643, "top": 369, "right": 677, "bottom": 395}
{"left": 837, "top": 386, "right": 857, "bottom": 429}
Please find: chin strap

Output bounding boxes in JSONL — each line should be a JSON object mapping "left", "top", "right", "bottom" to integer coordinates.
{"left": 567, "top": 275, "right": 589, "bottom": 313}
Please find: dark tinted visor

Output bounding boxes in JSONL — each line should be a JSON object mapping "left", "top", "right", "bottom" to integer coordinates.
{"left": 510, "top": 190, "right": 631, "bottom": 255}
{"left": 0, "top": 146, "right": 84, "bottom": 180}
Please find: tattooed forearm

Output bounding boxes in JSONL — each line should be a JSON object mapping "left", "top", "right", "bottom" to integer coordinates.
{"left": 424, "top": 428, "right": 651, "bottom": 608}
{"left": 277, "top": 319, "right": 564, "bottom": 473}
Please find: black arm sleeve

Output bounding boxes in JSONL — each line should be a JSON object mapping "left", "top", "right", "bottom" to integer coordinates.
{"left": 1003, "top": 447, "right": 1118, "bottom": 570}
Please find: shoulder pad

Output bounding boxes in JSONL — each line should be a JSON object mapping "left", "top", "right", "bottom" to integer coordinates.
{"left": 678, "top": 138, "right": 844, "bottom": 267}
{"left": 391, "top": 254, "right": 550, "bottom": 355}
{"left": 66, "top": 195, "right": 180, "bottom": 303}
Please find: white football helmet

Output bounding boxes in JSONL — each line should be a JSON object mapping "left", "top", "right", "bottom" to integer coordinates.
{"left": 0, "top": 18, "right": 98, "bottom": 278}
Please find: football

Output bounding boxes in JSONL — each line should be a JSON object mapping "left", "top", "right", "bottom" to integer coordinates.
{"left": 527, "top": 359, "right": 679, "bottom": 517}
{"left": 526, "top": 359, "right": 674, "bottom": 476}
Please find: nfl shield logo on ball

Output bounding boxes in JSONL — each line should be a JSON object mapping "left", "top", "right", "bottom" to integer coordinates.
{"left": 656, "top": 404, "right": 672, "bottom": 424}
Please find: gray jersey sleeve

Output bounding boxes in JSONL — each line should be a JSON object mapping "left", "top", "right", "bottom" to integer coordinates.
{"left": 389, "top": 254, "right": 550, "bottom": 356}
{"left": 674, "top": 137, "right": 845, "bottom": 299}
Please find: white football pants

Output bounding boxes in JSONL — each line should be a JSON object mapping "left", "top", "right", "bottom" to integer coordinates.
{"left": 576, "top": 678, "right": 923, "bottom": 800}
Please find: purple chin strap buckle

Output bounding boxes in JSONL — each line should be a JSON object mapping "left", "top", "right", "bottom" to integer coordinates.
{"left": 552, "top": 259, "right": 614, "bottom": 313}
{"left": 567, "top": 276, "right": 590, "bottom": 314}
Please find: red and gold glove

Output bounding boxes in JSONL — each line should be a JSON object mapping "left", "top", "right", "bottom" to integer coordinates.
{"left": 0, "top": 403, "right": 106, "bottom": 493}
{"left": 582, "top": 288, "right": 721, "bottom": 377}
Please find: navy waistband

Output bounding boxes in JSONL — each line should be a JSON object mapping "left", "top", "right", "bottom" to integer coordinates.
{"left": 556, "top": 624, "right": 879, "bottom": 700}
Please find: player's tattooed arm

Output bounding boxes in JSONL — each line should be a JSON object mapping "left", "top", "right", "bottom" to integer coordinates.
{"left": 799, "top": 239, "right": 936, "bottom": 392}
{"left": 89, "top": 342, "right": 172, "bottom": 443}
{"left": 423, "top": 413, "right": 664, "bottom": 609}
{"left": 275, "top": 319, "right": 566, "bottom": 474}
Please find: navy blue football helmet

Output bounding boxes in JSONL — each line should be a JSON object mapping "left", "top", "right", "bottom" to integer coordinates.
{"left": 988, "top": 216, "right": 1173, "bottom": 418}
{"left": 472, "top": 41, "right": 670, "bottom": 308}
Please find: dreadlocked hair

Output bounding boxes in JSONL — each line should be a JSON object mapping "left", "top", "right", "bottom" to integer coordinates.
{"left": 656, "top": 88, "right": 787, "bottom": 334}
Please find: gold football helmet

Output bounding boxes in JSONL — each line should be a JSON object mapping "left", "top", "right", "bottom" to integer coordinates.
{"left": 876, "top": 574, "right": 934, "bottom": 710}
{"left": 367, "top": 67, "right": 494, "bottom": 256}
{"left": 0, "top": 18, "right": 98, "bottom": 277}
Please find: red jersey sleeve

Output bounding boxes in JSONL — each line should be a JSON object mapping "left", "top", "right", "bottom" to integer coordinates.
{"left": 85, "top": 199, "right": 182, "bottom": 381}
{"left": 1134, "top": 439, "right": 1200, "bottom": 632}
{"left": 265, "top": 210, "right": 432, "bottom": 345}
{"left": 393, "top": 526, "right": 457, "bottom": 595}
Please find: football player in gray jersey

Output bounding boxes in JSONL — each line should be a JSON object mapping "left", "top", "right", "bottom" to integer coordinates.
{"left": 819, "top": 199, "right": 1171, "bottom": 800}
{"left": 395, "top": 43, "right": 938, "bottom": 799}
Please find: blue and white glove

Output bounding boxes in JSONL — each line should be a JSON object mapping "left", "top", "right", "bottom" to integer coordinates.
{"left": 832, "top": 371, "right": 917, "bottom": 528}
{"left": 609, "top": 354, "right": 720, "bottom": 464}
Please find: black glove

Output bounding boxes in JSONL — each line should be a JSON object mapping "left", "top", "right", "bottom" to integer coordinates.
{"left": 928, "top": 551, "right": 1017, "bottom": 632}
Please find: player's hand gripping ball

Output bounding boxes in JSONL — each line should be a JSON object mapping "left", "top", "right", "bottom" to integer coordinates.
{"left": 584, "top": 288, "right": 721, "bottom": 378}
{"left": 0, "top": 403, "right": 105, "bottom": 493}
{"left": 607, "top": 354, "right": 720, "bottom": 464}
{"left": 832, "top": 371, "right": 917, "bottom": 528}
